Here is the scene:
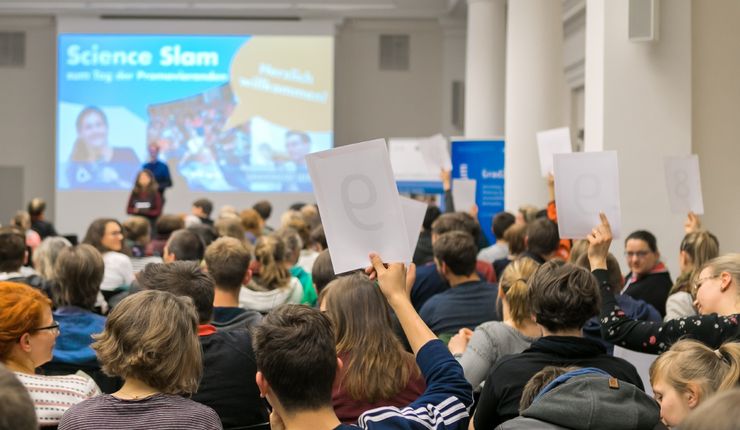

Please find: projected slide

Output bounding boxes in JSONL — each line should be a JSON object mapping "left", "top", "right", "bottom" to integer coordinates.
{"left": 57, "top": 34, "right": 333, "bottom": 192}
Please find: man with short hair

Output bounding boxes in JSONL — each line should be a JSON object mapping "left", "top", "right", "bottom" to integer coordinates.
{"left": 521, "top": 218, "right": 561, "bottom": 264}
{"left": 163, "top": 229, "right": 205, "bottom": 263}
{"left": 419, "top": 231, "right": 499, "bottom": 336}
{"left": 0, "top": 228, "right": 49, "bottom": 295}
{"left": 137, "top": 262, "right": 267, "bottom": 428}
{"left": 477, "top": 211, "right": 516, "bottom": 264}
{"left": 473, "top": 254, "right": 643, "bottom": 428}
{"left": 204, "top": 237, "right": 262, "bottom": 331}
{"left": 192, "top": 198, "right": 214, "bottom": 226}
{"left": 252, "top": 200, "right": 274, "bottom": 233}
{"left": 252, "top": 253, "right": 473, "bottom": 430}
{"left": 142, "top": 143, "right": 172, "bottom": 199}
{"left": 27, "top": 198, "right": 58, "bottom": 239}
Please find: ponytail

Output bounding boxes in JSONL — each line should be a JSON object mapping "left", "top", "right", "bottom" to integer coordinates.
{"left": 252, "top": 235, "right": 290, "bottom": 291}
{"left": 716, "top": 342, "right": 740, "bottom": 392}
{"left": 500, "top": 258, "right": 539, "bottom": 326}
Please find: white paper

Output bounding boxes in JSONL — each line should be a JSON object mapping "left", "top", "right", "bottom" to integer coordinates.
{"left": 613, "top": 346, "right": 658, "bottom": 397}
{"left": 537, "top": 127, "right": 572, "bottom": 178}
{"left": 553, "top": 151, "right": 622, "bottom": 239}
{"left": 452, "top": 179, "right": 477, "bottom": 213}
{"left": 389, "top": 138, "right": 441, "bottom": 182}
{"left": 307, "top": 138, "right": 410, "bottom": 273}
{"left": 419, "top": 133, "right": 452, "bottom": 171}
{"left": 663, "top": 155, "right": 704, "bottom": 215}
{"left": 399, "top": 197, "right": 428, "bottom": 262}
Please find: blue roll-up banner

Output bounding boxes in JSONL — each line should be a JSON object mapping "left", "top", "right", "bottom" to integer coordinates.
{"left": 451, "top": 138, "right": 506, "bottom": 244}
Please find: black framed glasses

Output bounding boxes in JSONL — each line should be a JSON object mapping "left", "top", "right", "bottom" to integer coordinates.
{"left": 30, "top": 321, "right": 60, "bottom": 336}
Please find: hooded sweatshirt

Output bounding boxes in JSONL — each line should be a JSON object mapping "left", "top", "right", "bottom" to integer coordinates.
{"left": 238, "top": 277, "right": 303, "bottom": 313}
{"left": 496, "top": 369, "right": 663, "bottom": 430}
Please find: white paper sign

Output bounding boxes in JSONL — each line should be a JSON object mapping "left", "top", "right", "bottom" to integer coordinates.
{"left": 389, "top": 138, "right": 441, "bottom": 182}
{"left": 419, "top": 134, "right": 452, "bottom": 171}
{"left": 452, "top": 179, "right": 477, "bottom": 213}
{"left": 307, "top": 139, "right": 410, "bottom": 273}
{"left": 553, "top": 151, "right": 622, "bottom": 239}
{"left": 400, "top": 197, "right": 428, "bottom": 262}
{"left": 663, "top": 155, "right": 704, "bottom": 215}
{"left": 537, "top": 127, "right": 572, "bottom": 178}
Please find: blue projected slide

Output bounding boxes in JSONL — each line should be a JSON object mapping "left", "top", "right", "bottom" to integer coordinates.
{"left": 57, "top": 34, "right": 334, "bottom": 192}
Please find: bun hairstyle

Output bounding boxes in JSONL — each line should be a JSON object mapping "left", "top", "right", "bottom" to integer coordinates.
{"left": 499, "top": 258, "right": 540, "bottom": 326}
{"left": 650, "top": 339, "right": 740, "bottom": 402}
{"left": 252, "top": 235, "right": 291, "bottom": 291}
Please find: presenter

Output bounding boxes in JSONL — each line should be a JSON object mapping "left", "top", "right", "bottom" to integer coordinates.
{"left": 66, "top": 106, "right": 140, "bottom": 190}
{"left": 142, "top": 142, "right": 172, "bottom": 199}
{"left": 126, "top": 170, "right": 162, "bottom": 230}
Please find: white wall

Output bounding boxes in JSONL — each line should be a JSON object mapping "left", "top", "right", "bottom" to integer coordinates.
{"left": 0, "top": 17, "right": 449, "bottom": 237}
{"left": 585, "top": 0, "right": 692, "bottom": 276}
{"left": 692, "top": 0, "right": 740, "bottom": 254}
{"left": 0, "top": 17, "right": 55, "bottom": 224}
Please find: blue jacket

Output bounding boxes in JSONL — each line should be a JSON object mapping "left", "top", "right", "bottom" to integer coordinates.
{"left": 336, "top": 340, "right": 473, "bottom": 429}
{"left": 52, "top": 306, "right": 106, "bottom": 364}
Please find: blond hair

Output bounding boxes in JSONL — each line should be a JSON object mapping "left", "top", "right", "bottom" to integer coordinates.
{"left": 650, "top": 339, "right": 740, "bottom": 403}
{"left": 671, "top": 230, "right": 720, "bottom": 295}
{"left": 250, "top": 235, "right": 290, "bottom": 291}
{"left": 92, "top": 290, "right": 202, "bottom": 394}
{"left": 499, "top": 258, "right": 540, "bottom": 326}
{"left": 696, "top": 253, "right": 740, "bottom": 298}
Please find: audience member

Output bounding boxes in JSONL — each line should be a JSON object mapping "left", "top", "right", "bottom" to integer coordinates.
{"left": 515, "top": 205, "right": 539, "bottom": 225}
{"left": 192, "top": 198, "right": 214, "bottom": 226}
{"left": 203, "top": 237, "right": 262, "bottom": 331}
{"left": 419, "top": 231, "right": 499, "bottom": 336}
{"left": 125, "top": 169, "right": 162, "bottom": 229}
{"left": 622, "top": 229, "right": 673, "bottom": 317}
{"left": 188, "top": 223, "right": 219, "bottom": 249}
{"left": 665, "top": 228, "right": 719, "bottom": 320}
{"left": 680, "top": 388, "right": 740, "bottom": 430}
{"left": 83, "top": 218, "right": 133, "bottom": 302}
{"left": 497, "top": 367, "right": 661, "bottom": 430}
{"left": 0, "top": 365, "right": 37, "bottom": 430}
{"left": 0, "top": 227, "right": 50, "bottom": 294}
{"left": 320, "top": 274, "right": 425, "bottom": 422}
{"left": 27, "top": 197, "right": 58, "bottom": 239}
{"left": 251, "top": 253, "right": 473, "bottom": 429}
{"left": 412, "top": 204, "right": 441, "bottom": 266}
{"left": 448, "top": 258, "right": 541, "bottom": 388}
{"left": 239, "top": 235, "right": 303, "bottom": 313}
{"left": 122, "top": 216, "right": 163, "bottom": 273}
{"left": 32, "top": 235, "right": 72, "bottom": 280}
{"left": 312, "top": 249, "right": 337, "bottom": 297}
{"left": 148, "top": 214, "right": 185, "bottom": 257}
{"left": 10, "top": 211, "right": 41, "bottom": 252}
{"left": 649, "top": 339, "right": 740, "bottom": 428}
{"left": 472, "top": 259, "right": 643, "bottom": 429}
{"left": 493, "top": 223, "right": 526, "bottom": 279}
{"left": 239, "top": 208, "right": 264, "bottom": 243}
{"left": 276, "top": 227, "right": 317, "bottom": 306}
{"left": 477, "top": 211, "right": 516, "bottom": 264}
{"left": 58, "top": 290, "right": 220, "bottom": 430}
{"left": 516, "top": 366, "right": 574, "bottom": 412}
{"left": 137, "top": 263, "right": 267, "bottom": 427}
{"left": 0, "top": 282, "right": 100, "bottom": 427}
{"left": 214, "top": 216, "right": 247, "bottom": 243}
{"left": 520, "top": 218, "right": 561, "bottom": 264}
{"left": 296, "top": 224, "right": 326, "bottom": 272}
{"left": 252, "top": 199, "right": 274, "bottom": 233}
{"left": 164, "top": 229, "right": 205, "bottom": 262}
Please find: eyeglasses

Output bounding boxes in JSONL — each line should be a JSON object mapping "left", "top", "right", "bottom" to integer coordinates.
{"left": 30, "top": 322, "right": 60, "bottom": 336}
{"left": 692, "top": 274, "right": 720, "bottom": 296}
{"left": 624, "top": 251, "right": 652, "bottom": 259}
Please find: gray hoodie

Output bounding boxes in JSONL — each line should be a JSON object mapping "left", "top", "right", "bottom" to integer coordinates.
{"left": 496, "top": 372, "right": 663, "bottom": 430}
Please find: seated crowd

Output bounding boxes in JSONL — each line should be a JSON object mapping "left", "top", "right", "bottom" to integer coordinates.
{"left": 0, "top": 190, "right": 738, "bottom": 430}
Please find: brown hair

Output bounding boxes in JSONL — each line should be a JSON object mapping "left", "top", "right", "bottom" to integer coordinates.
{"left": 275, "top": 227, "right": 303, "bottom": 265}
{"left": 671, "top": 230, "right": 720, "bottom": 295}
{"left": 132, "top": 169, "right": 158, "bottom": 195}
{"left": 155, "top": 214, "right": 185, "bottom": 237}
{"left": 280, "top": 210, "right": 311, "bottom": 247}
{"left": 504, "top": 224, "right": 527, "bottom": 256}
{"left": 575, "top": 253, "right": 624, "bottom": 294}
{"left": 431, "top": 212, "right": 480, "bottom": 238}
{"left": 93, "top": 290, "right": 202, "bottom": 394}
{"left": 321, "top": 274, "right": 420, "bottom": 403}
{"left": 650, "top": 339, "right": 740, "bottom": 404}
{"left": 526, "top": 218, "right": 560, "bottom": 258}
{"left": 0, "top": 282, "right": 51, "bottom": 361}
{"left": 528, "top": 261, "right": 601, "bottom": 332}
{"left": 312, "top": 250, "right": 336, "bottom": 295}
{"left": 250, "top": 235, "right": 291, "bottom": 291}
{"left": 53, "top": 244, "right": 104, "bottom": 310}
{"left": 83, "top": 218, "right": 125, "bottom": 254}
{"left": 214, "top": 217, "right": 247, "bottom": 243}
{"left": 240, "top": 209, "right": 263, "bottom": 237}
{"left": 0, "top": 228, "right": 26, "bottom": 272}
{"left": 122, "top": 216, "right": 150, "bottom": 244}
{"left": 499, "top": 258, "right": 540, "bottom": 326}
{"left": 252, "top": 304, "right": 337, "bottom": 412}
{"left": 204, "top": 237, "right": 252, "bottom": 291}
{"left": 136, "top": 262, "right": 215, "bottom": 324}
{"left": 519, "top": 366, "right": 579, "bottom": 411}
{"left": 681, "top": 388, "right": 740, "bottom": 430}
{"left": 433, "top": 231, "right": 478, "bottom": 276}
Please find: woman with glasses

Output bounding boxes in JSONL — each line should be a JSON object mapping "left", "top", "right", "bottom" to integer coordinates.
{"left": 83, "top": 218, "right": 134, "bottom": 304}
{"left": 622, "top": 230, "right": 673, "bottom": 317}
{"left": 589, "top": 215, "right": 740, "bottom": 354}
{"left": 0, "top": 281, "right": 100, "bottom": 427}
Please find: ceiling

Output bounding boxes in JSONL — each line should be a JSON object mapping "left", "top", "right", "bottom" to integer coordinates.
{"left": 0, "top": 0, "right": 466, "bottom": 19}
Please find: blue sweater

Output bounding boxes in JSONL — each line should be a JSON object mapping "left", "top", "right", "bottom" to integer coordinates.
{"left": 335, "top": 340, "right": 473, "bottom": 429}
{"left": 52, "top": 306, "right": 106, "bottom": 364}
{"left": 419, "top": 280, "right": 499, "bottom": 335}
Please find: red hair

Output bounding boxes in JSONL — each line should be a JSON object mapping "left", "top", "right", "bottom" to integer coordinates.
{"left": 0, "top": 282, "right": 51, "bottom": 360}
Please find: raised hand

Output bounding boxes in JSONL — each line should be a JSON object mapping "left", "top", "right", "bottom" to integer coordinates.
{"left": 587, "top": 212, "right": 612, "bottom": 270}
{"left": 684, "top": 211, "right": 701, "bottom": 234}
